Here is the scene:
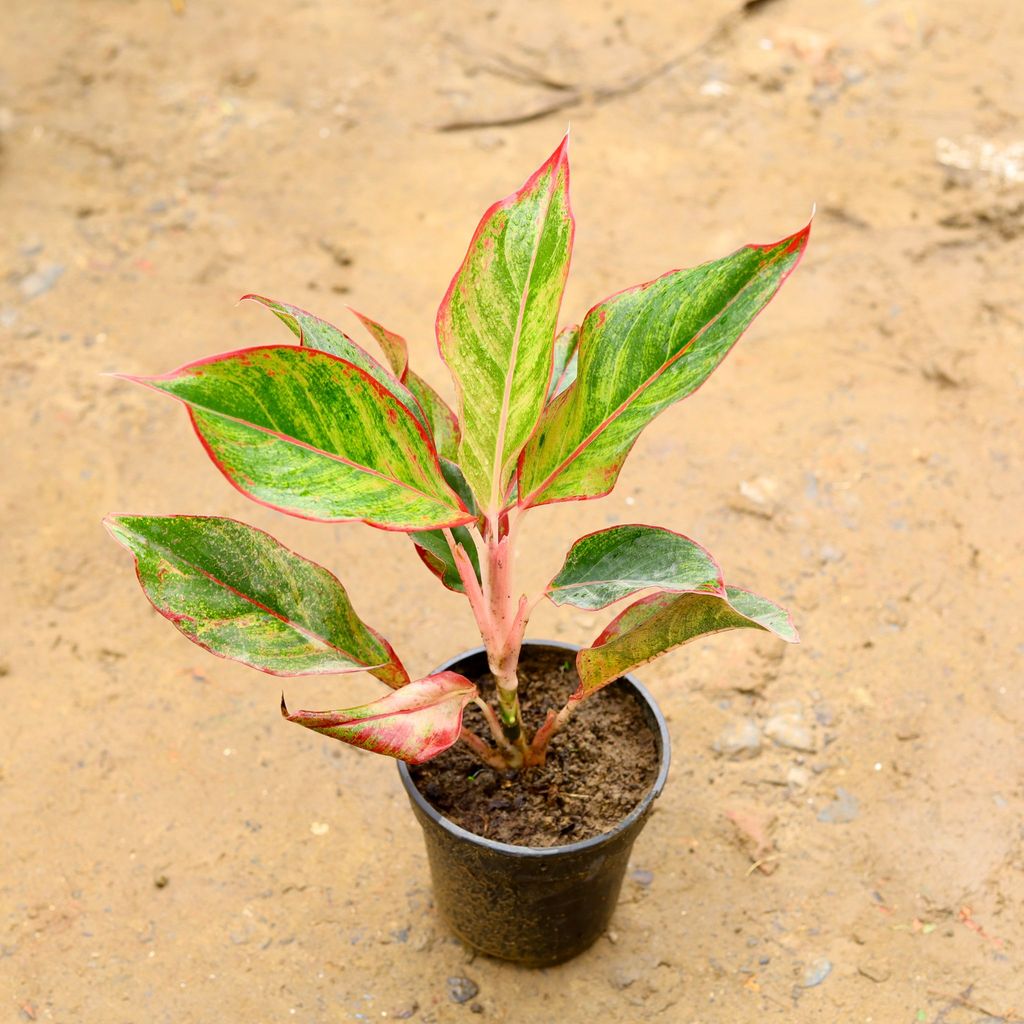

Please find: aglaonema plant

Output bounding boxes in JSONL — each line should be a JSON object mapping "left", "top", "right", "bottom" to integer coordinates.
{"left": 106, "top": 137, "right": 808, "bottom": 773}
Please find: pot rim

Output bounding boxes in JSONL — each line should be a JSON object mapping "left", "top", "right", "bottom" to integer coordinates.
{"left": 397, "top": 638, "right": 671, "bottom": 859}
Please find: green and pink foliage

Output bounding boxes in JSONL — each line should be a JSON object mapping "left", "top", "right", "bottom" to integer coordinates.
{"left": 280, "top": 672, "right": 478, "bottom": 764}
{"left": 108, "top": 138, "right": 808, "bottom": 769}
{"left": 437, "top": 137, "right": 573, "bottom": 514}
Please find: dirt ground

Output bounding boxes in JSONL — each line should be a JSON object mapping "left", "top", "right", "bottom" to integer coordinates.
{"left": 2, "top": 0, "right": 1023, "bottom": 1020}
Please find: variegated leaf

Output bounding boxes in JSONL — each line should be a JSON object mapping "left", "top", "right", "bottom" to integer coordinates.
{"left": 281, "top": 671, "right": 477, "bottom": 763}
{"left": 547, "top": 324, "right": 579, "bottom": 401}
{"left": 518, "top": 223, "right": 811, "bottom": 507}
{"left": 438, "top": 136, "right": 574, "bottom": 512}
{"left": 104, "top": 514, "right": 408, "bottom": 687}
{"left": 242, "top": 295, "right": 427, "bottom": 431}
{"left": 575, "top": 585, "right": 798, "bottom": 700}
{"left": 124, "top": 346, "right": 473, "bottom": 531}
{"left": 547, "top": 525, "right": 724, "bottom": 609}
{"left": 350, "top": 309, "right": 460, "bottom": 461}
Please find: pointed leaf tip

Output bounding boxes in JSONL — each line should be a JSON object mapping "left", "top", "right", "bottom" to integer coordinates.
{"left": 438, "top": 140, "right": 574, "bottom": 511}
{"left": 575, "top": 586, "right": 797, "bottom": 700}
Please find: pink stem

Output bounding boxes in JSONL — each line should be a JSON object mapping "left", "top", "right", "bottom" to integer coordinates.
{"left": 473, "top": 697, "right": 515, "bottom": 755}
{"left": 459, "top": 727, "right": 508, "bottom": 771}
{"left": 442, "top": 528, "right": 490, "bottom": 632}
{"left": 526, "top": 695, "right": 580, "bottom": 765}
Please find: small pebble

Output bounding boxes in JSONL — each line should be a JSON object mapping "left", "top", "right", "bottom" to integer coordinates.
{"left": 19, "top": 263, "right": 65, "bottom": 299}
{"left": 813, "top": 701, "right": 838, "bottom": 726}
{"left": 858, "top": 961, "right": 891, "bottom": 983}
{"left": 802, "top": 957, "right": 832, "bottom": 988}
{"left": 786, "top": 765, "right": 810, "bottom": 789}
{"left": 630, "top": 868, "right": 654, "bottom": 887}
{"left": 391, "top": 1002, "right": 418, "bottom": 1020}
{"left": 713, "top": 718, "right": 763, "bottom": 759}
{"left": 609, "top": 965, "right": 640, "bottom": 990}
{"left": 764, "top": 711, "right": 816, "bottom": 752}
{"left": 447, "top": 976, "right": 479, "bottom": 1004}
{"left": 817, "top": 787, "right": 859, "bottom": 824}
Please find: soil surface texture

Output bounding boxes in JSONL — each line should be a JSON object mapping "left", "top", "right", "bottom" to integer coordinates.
{"left": 2, "top": 1, "right": 1023, "bottom": 1022}
{"left": 411, "top": 648, "right": 659, "bottom": 846}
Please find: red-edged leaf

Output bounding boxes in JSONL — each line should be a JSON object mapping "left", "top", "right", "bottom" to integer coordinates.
{"left": 349, "top": 308, "right": 410, "bottom": 381}
{"left": 575, "top": 585, "right": 799, "bottom": 700}
{"left": 350, "top": 309, "right": 460, "bottom": 461}
{"left": 281, "top": 671, "right": 478, "bottom": 763}
{"left": 547, "top": 524, "right": 724, "bottom": 609}
{"left": 242, "top": 295, "right": 427, "bottom": 430}
{"left": 518, "top": 223, "right": 810, "bottom": 508}
{"left": 123, "top": 345, "right": 473, "bottom": 532}
{"left": 104, "top": 514, "right": 408, "bottom": 687}
{"left": 438, "top": 136, "right": 574, "bottom": 512}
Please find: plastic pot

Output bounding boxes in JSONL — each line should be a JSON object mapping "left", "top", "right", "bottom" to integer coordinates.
{"left": 397, "top": 640, "right": 671, "bottom": 967}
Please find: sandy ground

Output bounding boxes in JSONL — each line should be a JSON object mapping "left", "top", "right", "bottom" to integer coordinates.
{"left": 2, "top": 0, "right": 1023, "bottom": 1020}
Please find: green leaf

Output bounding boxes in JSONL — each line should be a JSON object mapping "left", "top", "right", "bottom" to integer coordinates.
{"left": 547, "top": 324, "right": 579, "bottom": 401}
{"left": 243, "top": 295, "right": 427, "bottom": 432}
{"left": 282, "top": 671, "right": 477, "bottom": 763}
{"left": 518, "top": 223, "right": 811, "bottom": 507}
{"left": 344, "top": 313, "right": 473, "bottom": 588}
{"left": 410, "top": 459, "right": 482, "bottom": 593}
{"left": 438, "top": 136, "right": 574, "bottom": 512}
{"left": 547, "top": 525, "right": 724, "bottom": 609}
{"left": 575, "top": 585, "right": 798, "bottom": 700}
{"left": 104, "top": 514, "right": 408, "bottom": 687}
{"left": 124, "top": 346, "right": 473, "bottom": 531}
{"left": 350, "top": 309, "right": 460, "bottom": 461}
{"left": 348, "top": 307, "right": 410, "bottom": 379}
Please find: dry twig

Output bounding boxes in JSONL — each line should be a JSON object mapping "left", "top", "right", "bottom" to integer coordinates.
{"left": 437, "top": 3, "right": 751, "bottom": 132}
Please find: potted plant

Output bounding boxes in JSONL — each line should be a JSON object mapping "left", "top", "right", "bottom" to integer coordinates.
{"left": 106, "top": 137, "right": 808, "bottom": 966}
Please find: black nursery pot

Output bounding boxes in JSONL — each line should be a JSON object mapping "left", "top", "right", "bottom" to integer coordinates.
{"left": 397, "top": 640, "right": 671, "bottom": 967}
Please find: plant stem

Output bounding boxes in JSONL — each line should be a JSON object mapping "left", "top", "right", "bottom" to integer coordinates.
{"left": 483, "top": 509, "right": 529, "bottom": 763}
{"left": 472, "top": 697, "right": 520, "bottom": 763}
{"left": 459, "top": 727, "right": 508, "bottom": 771}
{"left": 443, "top": 521, "right": 530, "bottom": 769}
{"left": 525, "top": 695, "right": 579, "bottom": 766}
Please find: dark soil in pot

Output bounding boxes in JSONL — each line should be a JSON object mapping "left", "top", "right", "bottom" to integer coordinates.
{"left": 409, "top": 646, "right": 659, "bottom": 846}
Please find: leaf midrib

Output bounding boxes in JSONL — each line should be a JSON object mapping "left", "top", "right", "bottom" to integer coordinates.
{"left": 488, "top": 169, "right": 560, "bottom": 511}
